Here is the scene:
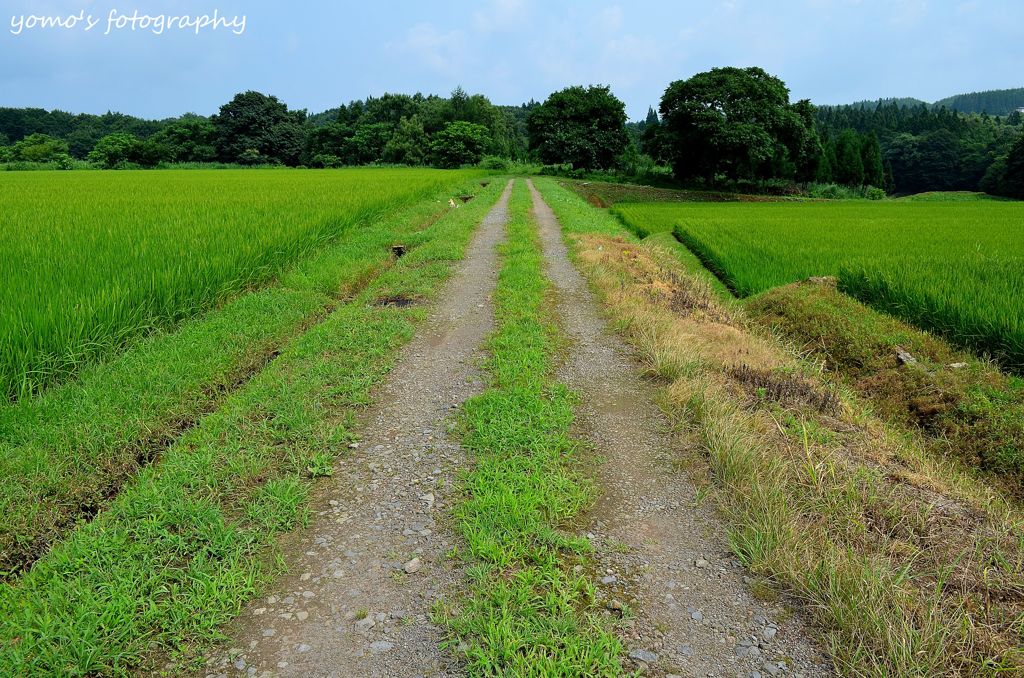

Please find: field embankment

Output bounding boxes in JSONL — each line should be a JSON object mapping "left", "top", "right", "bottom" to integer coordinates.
{"left": 535, "top": 178, "right": 1024, "bottom": 675}
{"left": 0, "top": 178, "right": 504, "bottom": 676}
{"left": 748, "top": 280, "right": 1024, "bottom": 489}
{"left": 614, "top": 200, "right": 1024, "bottom": 374}
{"left": 0, "top": 168, "right": 481, "bottom": 400}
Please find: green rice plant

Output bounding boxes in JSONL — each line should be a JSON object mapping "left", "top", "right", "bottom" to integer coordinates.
{"left": 0, "top": 168, "right": 480, "bottom": 400}
{"left": 0, "top": 172, "right": 488, "bottom": 582}
{"left": 615, "top": 200, "right": 1024, "bottom": 372}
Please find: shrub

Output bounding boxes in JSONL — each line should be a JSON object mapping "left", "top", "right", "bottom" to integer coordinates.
{"left": 478, "top": 155, "right": 510, "bottom": 171}
{"left": 12, "top": 134, "right": 69, "bottom": 163}
{"left": 311, "top": 154, "right": 343, "bottom": 169}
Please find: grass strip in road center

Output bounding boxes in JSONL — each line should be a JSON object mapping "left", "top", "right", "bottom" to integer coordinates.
{"left": 441, "top": 180, "right": 622, "bottom": 676}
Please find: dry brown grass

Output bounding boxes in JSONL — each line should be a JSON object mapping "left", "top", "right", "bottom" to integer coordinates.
{"left": 570, "top": 233, "right": 1024, "bottom": 676}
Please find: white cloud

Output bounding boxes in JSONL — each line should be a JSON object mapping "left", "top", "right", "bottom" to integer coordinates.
{"left": 592, "top": 5, "right": 624, "bottom": 33}
{"left": 472, "top": 0, "right": 530, "bottom": 34}
{"left": 386, "top": 22, "right": 466, "bottom": 77}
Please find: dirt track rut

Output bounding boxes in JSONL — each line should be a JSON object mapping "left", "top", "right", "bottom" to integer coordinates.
{"left": 528, "top": 179, "right": 832, "bottom": 678}
{"left": 203, "top": 180, "right": 512, "bottom": 678}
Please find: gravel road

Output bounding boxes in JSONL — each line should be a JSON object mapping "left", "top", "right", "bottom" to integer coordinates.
{"left": 528, "top": 179, "right": 832, "bottom": 678}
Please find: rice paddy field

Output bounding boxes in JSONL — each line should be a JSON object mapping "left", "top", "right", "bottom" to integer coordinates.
{"left": 0, "top": 168, "right": 479, "bottom": 400}
{"left": 615, "top": 201, "right": 1024, "bottom": 373}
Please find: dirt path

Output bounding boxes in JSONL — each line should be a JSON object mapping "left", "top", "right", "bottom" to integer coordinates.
{"left": 203, "top": 180, "right": 512, "bottom": 678}
{"left": 527, "top": 180, "right": 832, "bottom": 678}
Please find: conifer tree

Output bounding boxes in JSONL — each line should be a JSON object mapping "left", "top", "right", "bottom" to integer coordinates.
{"left": 834, "top": 129, "right": 865, "bottom": 186}
{"left": 860, "top": 132, "right": 885, "bottom": 188}
{"left": 816, "top": 138, "right": 836, "bottom": 182}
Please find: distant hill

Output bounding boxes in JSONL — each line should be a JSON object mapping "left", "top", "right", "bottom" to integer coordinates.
{"left": 843, "top": 88, "right": 1024, "bottom": 116}
{"left": 933, "top": 88, "right": 1024, "bottom": 116}
{"left": 849, "top": 97, "right": 927, "bottom": 110}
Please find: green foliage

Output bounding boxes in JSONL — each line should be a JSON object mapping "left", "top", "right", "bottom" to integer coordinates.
{"left": 147, "top": 117, "right": 216, "bottom": 163}
{"left": 659, "top": 67, "right": 820, "bottom": 184}
{"left": 430, "top": 121, "right": 490, "bottom": 168}
{"left": 933, "top": 87, "right": 1024, "bottom": 116}
{"left": 304, "top": 122, "right": 353, "bottom": 165}
{"left": 0, "top": 107, "right": 164, "bottom": 159}
{"left": 860, "top": 133, "right": 885, "bottom": 188}
{"left": 0, "top": 168, "right": 481, "bottom": 400}
{"left": 617, "top": 200, "right": 1024, "bottom": 372}
{"left": 351, "top": 122, "right": 392, "bottom": 164}
{"left": 87, "top": 132, "right": 142, "bottom": 168}
{"left": 803, "top": 183, "right": 883, "bottom": 199}
{"left": 981, "top": 134, "right": 1024, "bottom": 199}
{"left": 382, "top": 115, "right": 428, "bottom": 165}
{"left": 212, "top": 91, "right": 307, "bottom": 166}
{"left": 833, "top": 129, "right": 864, "bottom": 186}
{"left": 11, "top": 133, "right": 69, "bottom": 162}
{"left": 817, "top": 101, "right": 1020, "bottom": 193}
{"left": 309, "top": 87, "right": 523, "bottom": 167}
{"left": 527, "top": 85, "right": 628, "bottom": 170}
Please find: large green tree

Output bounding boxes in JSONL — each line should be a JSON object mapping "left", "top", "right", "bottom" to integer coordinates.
{"left": 659, "top": 67, "right": 819, "bottom": 184}
{"left": 382, "top": 116, "right": 429, "bottom": 165}
{"left": 527, "top": 85, "right": 628, "bottom": 170}
{"left": 981, "top": 134, "right": 1024, "bottom": 198}
{"left": 833, "top": 129, "right": 865, "bottom": 186}
{"left": 87, "top": 132, "right": 141, "bottom": 168}
{"left": 860, "top": 132, "right": 885, "bottom": 187}
{"left": 212, "top": 91, "right": 307, "bottom": 166}
{"left": 148, "top": 117, "right": 216, "bottom": 163}
{"left": 430, "top": 121, "right": 490, "bottom": 168}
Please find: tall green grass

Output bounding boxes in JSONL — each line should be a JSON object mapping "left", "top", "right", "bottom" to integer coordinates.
{"left": 0, "top": 168, "right": 479, "bottom": 399}
{"left": 616, "top": 201, "right": 1024, "bottom": 372}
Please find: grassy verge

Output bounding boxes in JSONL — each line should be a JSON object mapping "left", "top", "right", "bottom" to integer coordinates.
{"left": 533, "top": 177, "right": 1024, "bottom": 676}
{"left": 0, "top": 181, "right": 506, "bottom": 676}
{"left": 0, "top": 179, "right": 486, "bottom": 582}
{"left": 440, "top": 180, "right": 622, "bottom": 676}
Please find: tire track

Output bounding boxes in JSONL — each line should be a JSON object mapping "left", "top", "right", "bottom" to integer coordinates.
{"left": 528, "top": 179, "right": 832, "bottom": 678}
{"left": 203, "top": 180, "right": 512, "bottom": 678}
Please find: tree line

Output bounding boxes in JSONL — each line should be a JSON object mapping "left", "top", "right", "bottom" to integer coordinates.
{"left": 0, "top": 88, "right": 534, "bottom": 170}
{"left": 815, "top": 102, "right": 1022, "bottom": 194}
{"left": 1, "top": 68, "right": 1021, "bottom": 198}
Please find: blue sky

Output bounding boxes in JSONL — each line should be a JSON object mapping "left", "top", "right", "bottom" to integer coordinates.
{"left": 1, "top": 0, "right": 1022, "bottom": 120}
